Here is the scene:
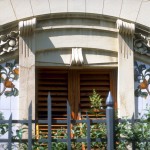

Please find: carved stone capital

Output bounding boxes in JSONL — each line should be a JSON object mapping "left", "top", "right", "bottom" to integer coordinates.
{"left": 0, "top": 31, "right": 19, "bottom": 56}
{"left": 134, "top": 33, "right": 150, "bottom": 56}
{"left": 19, "top": 18, "right": 36, "bottom": 36}
{"left": 116, "top": 19, "right": 135, "bottom": 35}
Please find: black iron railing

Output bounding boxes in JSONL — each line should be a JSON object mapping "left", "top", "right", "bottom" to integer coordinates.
{"left": 0, "top": 92, "right": 114, "bottom": 150}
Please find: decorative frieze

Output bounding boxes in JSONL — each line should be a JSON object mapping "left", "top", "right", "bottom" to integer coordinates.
{"left": 0, "top": 31, "right": 19, "bottom": 56}
{"left": 134, "top": 33, "right": 150, "bottom": 56}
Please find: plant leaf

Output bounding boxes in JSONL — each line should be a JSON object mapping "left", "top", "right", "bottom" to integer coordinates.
{"left": 13, "top": 88, "right": 19, "bottom": 96}
{"left": 140, "top": 92, "right": 148, "bottom": 98}
{"left": 4, "top": 90, "right": 14, "bottom": 97}
{"left": 135, "top": 89, "right": 141, "bottom": 97}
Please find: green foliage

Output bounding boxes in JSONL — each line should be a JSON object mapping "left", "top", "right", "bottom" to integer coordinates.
{"left": 0, "top": 112, "right": 8, "bottom": 136}
{"left": 2, "top": 90, "right": 150, "bottom": 149}
{"left": 52, "top": 128, "right": 67, "bottom": 150}
{"left": 0, "top": 112, "right": 4, "bottom": 120}
{"left": 89, "top": 89, "right": 104, "bottom": 118}
{"left": 89, "top": 89, "right": 103, "bottom": 110}
{"left": 116, "top": 107, "right": 150, "bottom": 149}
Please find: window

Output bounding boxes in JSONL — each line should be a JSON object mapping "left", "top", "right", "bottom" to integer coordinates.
{"left": 36, "top": 68, "right": 117, "bottom": 133}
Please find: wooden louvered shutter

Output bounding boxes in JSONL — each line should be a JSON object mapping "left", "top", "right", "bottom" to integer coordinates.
{"left": 79, "top": 70, "right": 116, "bottom": 118}
{"left": 36, "top": 69, "right": 68, "bottom": 133}
{"left": 36, "top": 68, "right": 117, "bottom": 134}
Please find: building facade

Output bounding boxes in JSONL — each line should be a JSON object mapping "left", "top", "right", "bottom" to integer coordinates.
{"left": 0, "top": 0, "right": 150, "bottom": 123}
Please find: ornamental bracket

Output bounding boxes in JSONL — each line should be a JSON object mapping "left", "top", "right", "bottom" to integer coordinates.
{"left": 134, "top": 33, "right": 150, "bottom": 56}
{"left": 19, "top": 18, "right": 36, "bottom": 36}
{"left": 0, "top": 31, "right": 19, "bottom": 56}
{"left": 71, "top": 48, "right": 84, "bottom": 66}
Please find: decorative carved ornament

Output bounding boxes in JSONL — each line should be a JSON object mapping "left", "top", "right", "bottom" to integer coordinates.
{"left": 134, "top": 33, "right": 150, "bottom": 56}
{"left": 71, "top": 48, "right": 83, "bottom": 66}
{"left": 117, "top": 19, "right": 150, "bottom": 57}
{"left": 117, "top": 19, "right": 135, "bottom": 35}
{"left": 0, "top": 31, "right": 19, "bottom": 56}
{"left": 19, "top": 18, "right": 36, "bottom": 36}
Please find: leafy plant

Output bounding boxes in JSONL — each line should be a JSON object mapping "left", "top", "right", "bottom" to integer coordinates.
{"left": 0, "top": 112, "right": 4, "bottom": 120}
{"left": 89, "top": 89, "right": 103, "bottom": 110}
{"left": 89, "top": 89, "right": 104, "bottom": 118}
{"left": 116, "top": 107, "right": 150, "bottom": 149}
{"left": 0, "top": 112, "right": 8, "bottom": 136}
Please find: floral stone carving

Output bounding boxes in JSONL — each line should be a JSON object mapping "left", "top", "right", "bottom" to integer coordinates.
{"left": 0, "top": 31, "right": 19, "bottom": 56}
{"left": 134, "top": 61, "right": 150, "bottom": 98}
{"left": 134, "top": 33, "right": 150, "bottom": 56}
{"left": 0, "top": 61, "right": 19, "bottom": 97}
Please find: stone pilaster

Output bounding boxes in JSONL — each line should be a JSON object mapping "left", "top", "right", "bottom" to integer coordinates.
{"left": 19, "top": 18, "right": 36, "bottom": 119}
{"left": 117, "top": 19, "right": 135, "bottom": 117}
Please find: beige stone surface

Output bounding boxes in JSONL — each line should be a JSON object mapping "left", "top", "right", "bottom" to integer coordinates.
{"left": 19, "top": 36, "right": 35, "bottom": 120}
{"left": 120, "top": 0, "right": 142, "bottom": 22}
{"left": 0, "top": 0, "right": 16, "bottom": 25}
{"left": 86, "top": 0, "right": 104, "bottom": 14}
{"left": 35, "top": 49, "right": 118, "bottom": 67}
{"left": 118, "top": 35, "right": 135, "bottom": 117}
{"left": 103, "top": 0, "right": 122, "bottom": 17}
{"left": 0, "top": 0, "right": 150, "bottom": 29}
{"left": 136, "top": 1, "right": 150, "bottom": 27}
{"left": 11, "top": 0, "right": 33, "bottom": 20}
{"left": 31, "top": 0, "right": 50, "bottom": 16}
{"left": 18, "top": 18, "right": 36, "bottom": 119}
{"left": 68, "top": 0, "right": 85, "bottom": 12}
{"left": 36, "top": 49, "right": 71, "bottom": 66}
{"left": 35, "top": 29, "right": 118, "bottom": 53}
{"left": 50, "top": 0, "right": 68, "bottom": 13}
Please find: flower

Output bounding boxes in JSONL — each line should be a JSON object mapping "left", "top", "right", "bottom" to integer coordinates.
{"left": 139, "top": 79, "right": 148, "bottom": 89}
{"left": 13, "top": 68, "right": 19, "bottom": 75}
{"left": 4, "top": 78, "right": 14, "bottom": 88}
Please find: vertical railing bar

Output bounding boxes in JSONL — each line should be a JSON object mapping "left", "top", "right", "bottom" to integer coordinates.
{"left": 106, "top": 92, "right": 114, "bottom": 150}
{"left": 131, "top": 114, "right": 135, "bottom": 149}
{"left": 28, "top": 102, "right": 32, "bottom": 150}
{"left": 86, "top": 113, "right": 91, "bottom": 150}
{"left": 8, "top": 114, "right": 12, "bottom": 150}
{"left": 67, "top": 100, "right": 71, "bottom": 150}
{"left": 48, "top": 92, "right": 52, "bottom": 150}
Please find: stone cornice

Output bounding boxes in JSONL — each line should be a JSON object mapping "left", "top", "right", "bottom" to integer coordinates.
{"left": 134, "top": 33, "right": 150, "bottom": 56}
{"left": 0, "top": 31, "right": 19, "bottom": 56}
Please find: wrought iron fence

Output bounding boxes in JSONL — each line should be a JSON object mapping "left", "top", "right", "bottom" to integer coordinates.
{"left": 0, "top": 92, "right": 114, "bottom": 150}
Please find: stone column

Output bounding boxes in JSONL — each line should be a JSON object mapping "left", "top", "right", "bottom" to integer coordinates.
{"left": 117, "top": 19, "right": 135, "bottom": 117}
{"left": 19, "top": 18, "right": 36, "bottom": 120}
